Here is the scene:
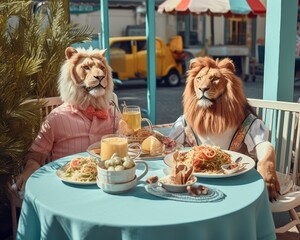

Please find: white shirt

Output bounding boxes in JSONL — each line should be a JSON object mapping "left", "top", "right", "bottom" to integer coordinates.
{"left": 168, "top": 115, "right": 269, "bottom": 154}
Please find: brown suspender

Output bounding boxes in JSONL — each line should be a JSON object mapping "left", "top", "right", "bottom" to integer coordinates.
{"left": 229, "top": 113, "right": 257, "bottom": 152}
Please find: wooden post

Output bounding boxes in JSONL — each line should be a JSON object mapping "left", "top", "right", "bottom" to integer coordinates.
{"left": 62, "top": 0, "right": 70, "bottom": 23}
{"left": 210, "top": 16, "right": 214, "bottom": 46}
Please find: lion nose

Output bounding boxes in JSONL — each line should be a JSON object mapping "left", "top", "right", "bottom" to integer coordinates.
{"left": 199, "top": 87, "right": 209, "bottom": 92}
{"left": 94, "top": 76, "right": 104, "bottom": 81}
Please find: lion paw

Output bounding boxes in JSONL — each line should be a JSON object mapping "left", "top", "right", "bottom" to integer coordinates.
{"left": 258, "top": 166, "right": 280, "bottom": 202}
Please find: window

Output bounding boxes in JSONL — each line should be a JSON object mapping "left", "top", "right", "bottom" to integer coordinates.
{"left": 177, "top": 15, "right": 185, "bottom": 32}
{"left": 110, "top": 41, "right": 132, "bottom": 54}
{"left": 191, "top": 15, "right": 198, "bottom": 31}
{"left": 137, "top": 40, "right": 147, "bottom": 51}
{"left": 177, "top": 14, "right": 203, "bottom": 47}
{"left": 225, "top": 18, "right": 247, "bottom": 45}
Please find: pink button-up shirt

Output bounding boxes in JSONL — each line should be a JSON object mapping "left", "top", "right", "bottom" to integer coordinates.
{"left": 29, "top": 103, "right": 121, "bottom": 161}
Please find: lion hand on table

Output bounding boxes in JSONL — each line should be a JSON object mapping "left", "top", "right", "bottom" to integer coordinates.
{"left": 256, "top": 142, "right": 280, "bottom": 201}
{"left": 16, "top": 161, "right": 40, "bottom": 190}
{"left": 16, "top": 152, "right": 48, "bottom": 190}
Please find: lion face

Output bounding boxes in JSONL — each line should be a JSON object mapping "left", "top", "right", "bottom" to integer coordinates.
{"left": 183, "top": 57, "right": 248, "bottom": 135}
{"left": 59, "top": 47, "right": 114, "bottom": 110}
{"left": 73, "top": 52, "right": 110, "bottom": 97}
{"left": 193, "top": 65, "right": 227, "bottom": 108}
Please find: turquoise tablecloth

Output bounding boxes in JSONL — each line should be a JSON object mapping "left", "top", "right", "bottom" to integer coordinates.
{"left": 17, "top": 152, "right": 276, "bottom": 240}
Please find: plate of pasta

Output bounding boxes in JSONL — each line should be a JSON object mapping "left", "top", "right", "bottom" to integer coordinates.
{"left": 56, "top": 156, "right": 98, "bottom": 184}
{"left": 163, "top": 146, "right": 255, "bottom": 178}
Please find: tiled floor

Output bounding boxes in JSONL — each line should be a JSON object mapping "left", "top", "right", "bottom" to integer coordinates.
{"left": 276, "top": 227, "right": 299, "bottom": 240}
{"left": 275, "top": 207, "right": 300, "bottom": 240}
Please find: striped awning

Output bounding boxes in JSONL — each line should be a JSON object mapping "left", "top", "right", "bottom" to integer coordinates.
{"left": 158, "top": 0, "right": 266, "bottom": 17}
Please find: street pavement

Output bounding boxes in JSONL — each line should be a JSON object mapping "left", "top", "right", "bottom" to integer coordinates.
{"left": 115, "top": 75, "right": 300, "bottom": 125}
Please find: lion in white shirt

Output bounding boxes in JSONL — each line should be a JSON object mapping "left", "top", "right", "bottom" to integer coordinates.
{"left": 169, "top": 56, "right": 280, "bottom": 201}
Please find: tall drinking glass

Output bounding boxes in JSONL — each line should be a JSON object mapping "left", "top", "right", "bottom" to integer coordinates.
{"left": 100, "top": 134, "right": 128, "bottom": 161}
{"left": 100, "top": 134, "right": 142, "bottom": 161}
{"left": 122, "top": 105, "right": 142, "bottom": 132}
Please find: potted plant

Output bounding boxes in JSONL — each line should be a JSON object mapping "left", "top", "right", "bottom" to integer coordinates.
{"left": 0, "top": 0, "right": 92, "bottom": 236}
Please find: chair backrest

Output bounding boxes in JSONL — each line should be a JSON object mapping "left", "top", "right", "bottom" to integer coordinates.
{"left": 7, "top": 96, "right": 63, "bottom": 240}
{"left": 24, "top": 96, "right": 63, "bottom": 124}
{"left": 39, "top": 97, "right": 63, "bottom": 161}
{"left": 247, "top": 98, "right": 300, "bottom": 184}
{"left": 40, "top": 96, "right": 63, "bottom": 119}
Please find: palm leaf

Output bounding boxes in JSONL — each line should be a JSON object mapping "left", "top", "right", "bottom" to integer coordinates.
{"left": 0, "top": 0, "right": 92, "bottom": 207}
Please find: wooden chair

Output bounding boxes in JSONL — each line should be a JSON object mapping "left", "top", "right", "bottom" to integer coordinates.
{"left": 248, "top": 98, "right": 300, "bottom": 234}
{"left": 6, "top": 96, "right": 62, "bottom": 240}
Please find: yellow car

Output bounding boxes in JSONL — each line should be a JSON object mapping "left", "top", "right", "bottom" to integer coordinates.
{"left": 109, "top": 36, "right": 185, "bottom": 86}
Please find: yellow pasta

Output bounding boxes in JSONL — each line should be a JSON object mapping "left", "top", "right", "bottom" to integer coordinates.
{"left": 63, "top": 157, "right": 98, "bottom": 182}
{"left": 177, "top": 146, "right": 231, "bottom": 173}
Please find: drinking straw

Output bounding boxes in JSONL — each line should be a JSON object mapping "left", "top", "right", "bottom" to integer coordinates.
{"left": 123, "top": 101, "right": 127, "bottom": 112}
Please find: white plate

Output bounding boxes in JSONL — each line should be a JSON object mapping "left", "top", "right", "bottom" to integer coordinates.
{"left": 163, "top": 148, "right": 255, "bottom": 178}
{"left": 86, "top": 142, "right": 102, "bottom": 159}
{"left": 56, "top": 162, "right": 97, "bottom": 185}
{"left": 87, "top": 141, "right": 182, "bottom": 160}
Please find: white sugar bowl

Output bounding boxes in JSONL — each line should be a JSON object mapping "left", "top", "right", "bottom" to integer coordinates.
{"left": 97, "top": 155, "right": 148, "bottom": 184}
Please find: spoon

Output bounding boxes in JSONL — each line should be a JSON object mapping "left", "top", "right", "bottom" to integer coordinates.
{"left": 235, "top": 157, "right": 243, "bottom": 163}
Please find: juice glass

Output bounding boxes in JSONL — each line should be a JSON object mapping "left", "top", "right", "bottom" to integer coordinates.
{"left": 122, "top": 105, "right": 142, "bottom": 132}
{"left": 100, "top": 134, "right": 128, "bottom": 161}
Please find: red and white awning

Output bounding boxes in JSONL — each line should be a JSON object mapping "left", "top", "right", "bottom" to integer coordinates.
{"left": 158, "top": 0, "right": 266, "bottom": 17}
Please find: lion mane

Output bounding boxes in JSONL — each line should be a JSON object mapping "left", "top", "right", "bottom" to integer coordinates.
{"left": 183, "top": 57, "right": 251, "bottom": 135}
{"left": 58, "top": 47, "right": 114, "bottom": 110}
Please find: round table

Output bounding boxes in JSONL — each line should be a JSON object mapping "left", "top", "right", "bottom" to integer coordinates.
{"left": 17, "top": 152, "right": 276, "bottom": 240}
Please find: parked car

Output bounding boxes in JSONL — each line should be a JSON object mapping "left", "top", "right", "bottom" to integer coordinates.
{"left": 109, "top": 35, "right": 186, "bottom": 86}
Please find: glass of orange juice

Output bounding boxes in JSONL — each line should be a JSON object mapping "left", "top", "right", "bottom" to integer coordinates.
{"left": 100, "top": 134, "right": 128, "bottom": 161}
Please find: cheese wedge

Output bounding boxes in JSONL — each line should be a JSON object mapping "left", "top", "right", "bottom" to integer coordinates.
{"left": 141, "top": 136, "right": 164, "bottom": 156}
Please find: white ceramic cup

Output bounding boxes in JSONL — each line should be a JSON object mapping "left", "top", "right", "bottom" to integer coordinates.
{"left": 97, "top": 159, "right": 148, "bottom": 184}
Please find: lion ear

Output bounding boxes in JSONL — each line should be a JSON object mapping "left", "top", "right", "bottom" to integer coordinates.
{"left": 92, "top": 49, "right": 107, "bottom": 59}
{"left": 189, "top": 58, "right": 198, "bottom": 70}
{"left": 99, "top": 49, "right": 107, "bottom": 57}
{"left": 65, "top": 47, "right": 78, "bottom": 59}
{"left": 218, "top": 58, "right": 235, "bottom": 73}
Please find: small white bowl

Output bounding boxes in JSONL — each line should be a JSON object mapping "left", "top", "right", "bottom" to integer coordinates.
{"left": 159, "top": 175, "right": 197, "bottom": 193}
{"left": 96, "top": 176, "right": 137, "bottom": 194}
{"left": 221, "top": 163, "right": 240, "bottom": 174}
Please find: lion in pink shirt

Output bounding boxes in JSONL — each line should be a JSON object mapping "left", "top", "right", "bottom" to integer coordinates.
{"left": 17, "top": 47, "right": 121, "bottom": 189}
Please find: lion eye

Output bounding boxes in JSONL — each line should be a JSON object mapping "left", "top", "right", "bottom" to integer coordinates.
{"left": 212, "top": 76, "right": 219, "bottom": 82}
{"left": 82, "top": 66, "right": 90, "bottom": 70}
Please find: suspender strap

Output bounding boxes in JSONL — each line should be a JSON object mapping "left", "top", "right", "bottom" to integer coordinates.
{"left": 229, "top": 113, "right": 257, "bottom": 152}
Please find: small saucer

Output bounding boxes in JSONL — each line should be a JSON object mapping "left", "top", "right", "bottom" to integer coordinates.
{"left": 96, "top": 176, "right": 137, "bottom": 194}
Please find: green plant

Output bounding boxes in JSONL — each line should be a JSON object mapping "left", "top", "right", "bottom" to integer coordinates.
{"left": 0, "top": 0, "right": 92, "bottom": 218}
